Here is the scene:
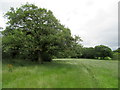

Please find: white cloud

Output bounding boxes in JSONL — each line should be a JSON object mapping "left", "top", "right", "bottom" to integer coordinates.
{"left": 0, "top": 0, "right": 119, "bottom": 50}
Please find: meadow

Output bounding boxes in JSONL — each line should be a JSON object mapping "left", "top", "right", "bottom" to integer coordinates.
{"left": 0, "top": 61, "right": 2, "bottom": 89}
{"left": 2, "top": 58, "right": 118, "bottom": 88}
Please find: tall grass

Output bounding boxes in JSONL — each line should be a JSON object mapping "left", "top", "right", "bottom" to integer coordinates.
{"left": 2, "top": 59, "right": 118, "bottom": 88}
{"left": 0, "top": 60, "right": 1, "bottom": 89}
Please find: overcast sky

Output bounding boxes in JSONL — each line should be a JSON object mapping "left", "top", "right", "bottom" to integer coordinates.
{"left": 0, "top": 0, "right": 119, "bottom": 50}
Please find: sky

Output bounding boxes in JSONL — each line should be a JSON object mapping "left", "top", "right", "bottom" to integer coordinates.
{"left": 0, "top": 0, "right": 119, "bottom": 50}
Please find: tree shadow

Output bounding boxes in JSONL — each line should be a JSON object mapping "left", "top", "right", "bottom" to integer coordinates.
{"left": 2, "top": 59, "right": 77, "bottom": 68}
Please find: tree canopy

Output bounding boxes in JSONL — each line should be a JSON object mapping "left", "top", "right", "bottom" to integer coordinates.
{"left": 94, "top": 45, "right": 113, "bottom": 59}
{"left": 2, "top": 3, "right": 82, "bottom": 63}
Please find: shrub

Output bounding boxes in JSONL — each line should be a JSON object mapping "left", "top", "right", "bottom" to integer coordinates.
{"left": 104, "top": 57, "right": 112, "bottom": 60}
{"left": 98, "top": 57, "right": 102, "bottom": 60}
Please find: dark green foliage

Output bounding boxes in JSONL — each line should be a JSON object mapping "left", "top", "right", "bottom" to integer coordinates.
{"left": 80, "top": 45, "right": 113, "bottom": 60}
{"left": 112, "top": 52, "right": 120, "bottom": 60}
{"left": 2, "top": 3, "right": 82, "bottom": 63}
{"left": 95, "top": 45, "right": 113, "bottom": 59}
{"left": 41, "top": 52, "right": 52, "bottom": 62}
{"left": 55, "top": 35, "right": 83, "bottom": 58}
{"left": 113, "top": 48, "right": 120, "bottom": 53}
{"left": 81, "top": 47, "right": 95, "bottom": 59}
{"left": 70, "top": 36, "right": 83, "bottom": 58}
{"left": 112, "top": 48, "right": 120, "bottom": 60}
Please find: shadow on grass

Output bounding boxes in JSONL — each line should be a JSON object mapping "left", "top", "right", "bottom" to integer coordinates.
{"left": 2, "top": 59, "right": 77, "bottom": 69}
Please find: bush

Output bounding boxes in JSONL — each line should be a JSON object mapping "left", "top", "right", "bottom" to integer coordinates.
{"left": 97, "top": 57, "right": 104, "bottom": 60}
{"left": 98, "top": 57, "right": 101, "bottom": 60}
{"left": 104, "top": 57, "right": 112, "bottom": 60}
{"left": 112, "top": 52, "right": 120, "bottom": 60}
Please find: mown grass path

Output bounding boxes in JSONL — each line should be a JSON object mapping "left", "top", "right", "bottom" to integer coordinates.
{"left": 80, "top": 63, "right": 99, "bottom": 87}
{"left": 2, "top": 59, "right": 118, "bottom": 88}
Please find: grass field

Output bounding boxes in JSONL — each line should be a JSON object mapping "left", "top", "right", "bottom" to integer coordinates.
{"left": 2, "top": 58, "right": 118, "bottom": 88}
{"left": 0, "top": 61, "right": 2, "bottom": 89}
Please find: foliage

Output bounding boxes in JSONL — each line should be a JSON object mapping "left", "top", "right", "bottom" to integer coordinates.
{"left": 112, "top": 52, "right": 120, "bottom": 60}
{"left": 104, "top": 57, "right": 112, "bottom": 60}
{"left": 112, "top": 48, "right": 120, "bottom": 60}
{"left": 2, "top": 3, "right": 80, "bottom": 63}
{"left": 81, "top": 47, "right": 95, "bottom": 59}
{"left": 113, "top": 48, "right": 120, "bottom": 53}
{"left": 55, "top": 45, "right": 114, "bottom": 60}
{"left": 70, "top": 36, "right": 83, "bottom": 58}
{"left": 97, "top": 57, "right": 101, "bottom": 60}
{"left": 56, "top": 35, "right": 83, "bottom": 58}
{"left": 80, "top": 45, "right": 113, "bottom": 60}
{"left": 95, "top": 45, "right": 113, "bottom": 59}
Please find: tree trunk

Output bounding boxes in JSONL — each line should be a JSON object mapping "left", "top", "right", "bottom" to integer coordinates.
{"left": 38, "top": 50, "right": 43, "bottom": 64}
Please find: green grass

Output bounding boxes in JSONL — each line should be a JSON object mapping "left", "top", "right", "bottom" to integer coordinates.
{"left": 2, "top": 58, "right": 118, "bottom": 88}
{"left": 0, "top": 61, "right": 2, "bottom": 89}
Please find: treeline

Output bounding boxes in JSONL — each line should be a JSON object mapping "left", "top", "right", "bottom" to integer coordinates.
{"left": 55, "top": 45, "right": 120, "bottom": 60}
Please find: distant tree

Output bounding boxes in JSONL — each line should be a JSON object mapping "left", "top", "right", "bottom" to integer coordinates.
{"left": 112, "top": 52, "right": 120, "bottom": 60}
{"left": 94, "top": 45, "right": 113, "bottom": 59}
{"left": 2, "top": 3, "right": 76, "bottom": 64}
{"left": 112, "top": 48, "right": 120, "bottom": 60}
{"left": 81, "top": 47, "right": 95, "bottom": 59}
{"left": 113, "top": 48, "right": 120, "bottom": 53}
